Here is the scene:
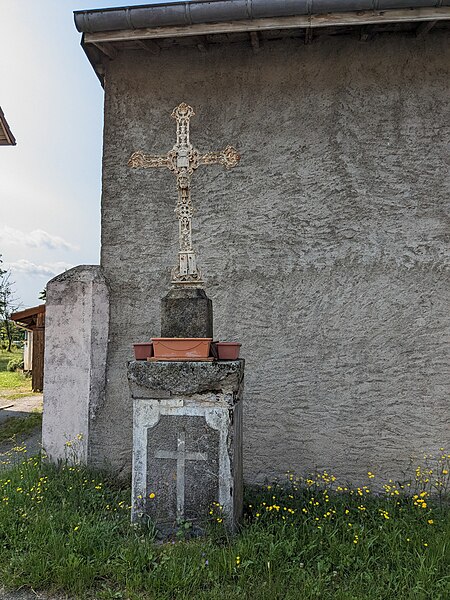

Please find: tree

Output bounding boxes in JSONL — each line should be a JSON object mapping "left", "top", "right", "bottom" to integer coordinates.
{"left": 0, "top": 255, "right": 21, "bottom": 352}
{"left": 38, "top": 287, "right": 47, "bottom": 302}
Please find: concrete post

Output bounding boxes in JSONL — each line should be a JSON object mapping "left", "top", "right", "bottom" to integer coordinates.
{"left": 42, "top": 266, "right": 109, "bottom": 464}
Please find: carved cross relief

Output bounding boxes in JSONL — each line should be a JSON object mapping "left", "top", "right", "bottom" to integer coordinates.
{"left": 154, "top": 431, "right": 207, "bottom": 518}
{"left": 128, "top": 103, "right": 240, "bottom": 286}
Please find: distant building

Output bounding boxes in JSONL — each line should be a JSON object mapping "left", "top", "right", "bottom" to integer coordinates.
{"left": 0, "top": 107, "right": 16, "bottom": 146}
{"left": 11, "top": 305, "right": 45, "bottom": 392}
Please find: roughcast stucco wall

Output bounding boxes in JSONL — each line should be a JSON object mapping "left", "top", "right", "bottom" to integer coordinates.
{"left": 92, "top": 32, "right": 449, "bottom": 484}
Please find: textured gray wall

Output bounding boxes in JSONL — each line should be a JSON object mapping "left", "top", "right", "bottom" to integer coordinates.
{"left": 93, "top": 32, "right": 450, "bottom": 485}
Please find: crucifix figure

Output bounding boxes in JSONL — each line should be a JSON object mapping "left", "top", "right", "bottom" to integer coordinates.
{"left": 155, "top": 431, "right": 207, "bottom": 518}
{"left": 128, "top": 103, "right": 240, "bottom": 286}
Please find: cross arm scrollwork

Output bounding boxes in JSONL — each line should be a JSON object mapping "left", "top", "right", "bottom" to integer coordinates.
{"left": 128, "top": 150, "right": 171, "bottom": 169}
{"left": 127, "top": 103, "right": 240, "bottom": 286}
{"left": 198, "top": 145, "right": 240, "bottom": 169}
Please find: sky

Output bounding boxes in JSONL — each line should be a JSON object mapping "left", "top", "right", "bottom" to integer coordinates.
{"left": 0, "top": 0, "right": 180, "bottom": 308}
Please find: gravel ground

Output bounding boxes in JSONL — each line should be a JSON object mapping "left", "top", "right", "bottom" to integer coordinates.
{"left": 0, "top": 394, "right": 43, "bottom": 468}
{"left": 0, "top": 396, "right": 43, "bottom": 425}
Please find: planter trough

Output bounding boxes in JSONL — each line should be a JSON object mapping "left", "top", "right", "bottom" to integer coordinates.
{"left": 216, "top": 342, "right": 242, "bottom": 360}
{"left": 151, "top": 337, "right": 212, "bottom": 360}
{"left": 133, "top": 343, "right": 153, "bottom": 360}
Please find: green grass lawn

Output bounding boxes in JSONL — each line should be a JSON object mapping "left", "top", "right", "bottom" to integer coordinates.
{"left": 0, "top": 452, "right": 449, "bottom": 600}
{"left": 0, "top": 348, "right": 41, "bottom": 446}
{"left": 0, "top": 348, "right": 33, "bottom": 396}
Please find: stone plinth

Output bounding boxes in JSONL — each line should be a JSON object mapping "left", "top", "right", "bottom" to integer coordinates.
{"left": 128, "top": 360, "right": 244, "bottom": 535}
{"left": 160, "top": 287, "right": 213, "bottom": 338}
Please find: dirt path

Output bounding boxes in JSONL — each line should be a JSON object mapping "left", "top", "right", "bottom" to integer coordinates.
{"left": 0, "top": 395, "right": 42, "bottom": 425}
{"left": 0, "top": 394, "right": 43, "bottom": 469}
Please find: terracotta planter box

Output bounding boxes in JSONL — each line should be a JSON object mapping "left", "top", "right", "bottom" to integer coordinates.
{"left": 133, "top": 343, "right": 153, "bottom": 360}
{"left": 152, "top": 338, "right": 212, "bottom": 359}
{"left": 216, "top": 342, "right": 241, "bottom": 360}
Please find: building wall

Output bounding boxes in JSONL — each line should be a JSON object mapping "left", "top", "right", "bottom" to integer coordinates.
{"left": 23, "top": 331, "right": 32, "bottom": 371}
{"left": 93, "top": 32, "right": 450, "bottom": 484}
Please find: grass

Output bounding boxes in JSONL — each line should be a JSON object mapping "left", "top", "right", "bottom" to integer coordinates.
{"left": 0, "top": 409, "right": 43, "bottom": 443}
{"left": 0, "top": 451, "right": 449, "bottom": 600}
{"left": 0, "top": 348, "right": 32, "bottom": 395}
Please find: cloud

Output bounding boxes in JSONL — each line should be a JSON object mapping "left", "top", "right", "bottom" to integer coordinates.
{"left": 0, "top": 225, "right": 78, "bottom": 252}
{"left": 6, "top": 259, "right": 73, "bottom": 278}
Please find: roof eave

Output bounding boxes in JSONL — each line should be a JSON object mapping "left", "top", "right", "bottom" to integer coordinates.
{"left": 74, "top": 2, "right": 450, "bottom": 85}
{"left": 0, "top": 107, "right": 16, "bottom": 146}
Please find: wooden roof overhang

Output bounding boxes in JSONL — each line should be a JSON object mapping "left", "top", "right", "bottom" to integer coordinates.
{"left": 0, "top": 107, "right": 16, "bottom": 146}
{"left": 75, "top": 4, "right": 450, "bottom": 85}
{"left": 11, "top": 305, "right": 46, "bottom": 331}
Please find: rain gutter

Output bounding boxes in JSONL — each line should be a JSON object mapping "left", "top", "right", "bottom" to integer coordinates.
{"left": 74, "top": 0, "right": 449, "bottom": 34}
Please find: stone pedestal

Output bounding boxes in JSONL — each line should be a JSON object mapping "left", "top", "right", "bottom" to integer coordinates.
{"left": 127, "top": 360, "right": 244, "bottom": 535}
{"left": 160, "top": 287, "right": 213, "bottom": 338}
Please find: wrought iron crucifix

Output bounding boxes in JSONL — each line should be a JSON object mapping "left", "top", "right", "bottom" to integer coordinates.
{"left": 128, "top": 103, "right": 240, "bottom": 285}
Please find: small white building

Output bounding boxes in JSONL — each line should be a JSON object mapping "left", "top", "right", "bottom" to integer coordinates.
{"left": 11, "top": 305, "right": 46, "bottom": 392}
{"left": 23, "top": 330, "right": 33, "bottom": 371}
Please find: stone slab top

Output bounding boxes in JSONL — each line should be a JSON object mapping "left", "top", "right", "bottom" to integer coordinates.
{"left": 127, "top": 359, "right": 244, "bottom": 398}
{"left": 47, "top": 264, "right": 107, "bottom": 286}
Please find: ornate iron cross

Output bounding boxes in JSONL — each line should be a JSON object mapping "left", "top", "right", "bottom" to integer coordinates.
{"left": 128, "top": 103, "right": 240, "bottom": 286}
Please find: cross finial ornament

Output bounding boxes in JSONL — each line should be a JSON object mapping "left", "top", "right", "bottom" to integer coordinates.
{"left": 128, "top": 103, "right": 240, "bottom": 286}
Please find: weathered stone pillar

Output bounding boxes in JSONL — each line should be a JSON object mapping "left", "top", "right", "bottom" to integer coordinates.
{"left": 42, "top": 266, "right": 109, "bottom": 464}
{"left": 128, "top": 360, "right": 244, "bottom": 535}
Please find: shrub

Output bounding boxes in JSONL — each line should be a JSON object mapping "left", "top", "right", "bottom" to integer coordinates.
{"left": 6, "top": 357, "right": 24, "bottom": 372}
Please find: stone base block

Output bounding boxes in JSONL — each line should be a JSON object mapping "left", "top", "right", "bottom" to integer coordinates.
{"left": 160, "top": 287, "right": 213, "bottom": 338}
{"left": 128, "top": 360, "right": 244, "bottom": 535}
